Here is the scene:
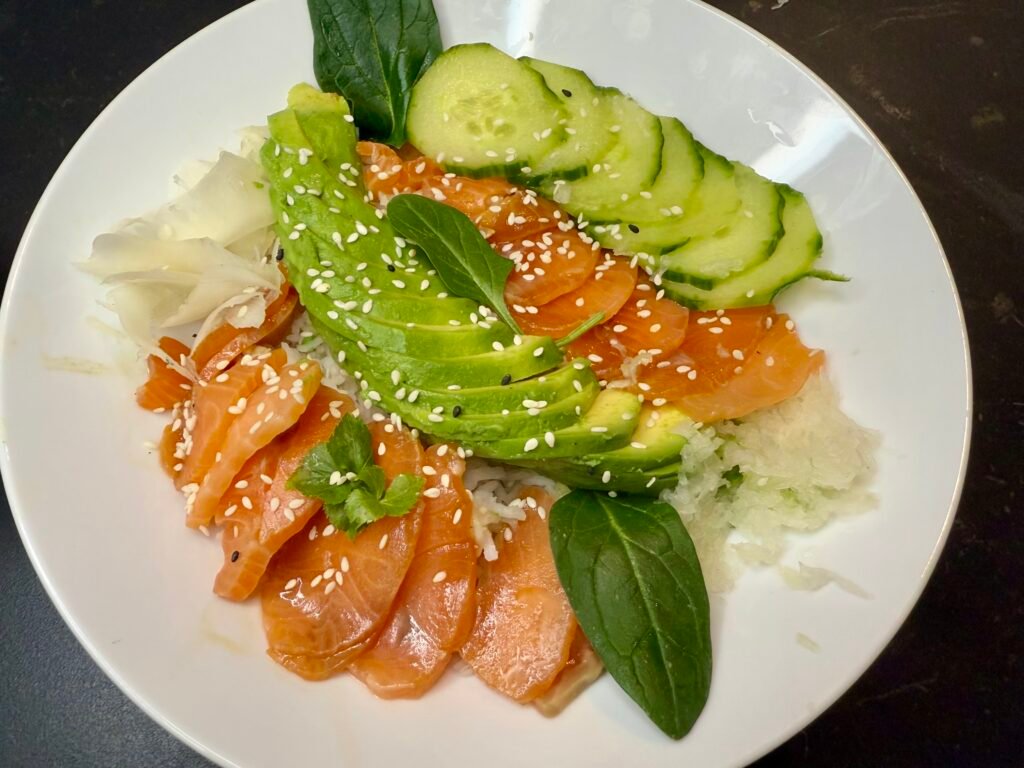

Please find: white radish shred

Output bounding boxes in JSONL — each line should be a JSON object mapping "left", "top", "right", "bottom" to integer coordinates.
{"left": 83, "top": 146, "right": 281, "bottom": 361}
{"left": 662, "top": 373, "right": 878, "bottom": 592}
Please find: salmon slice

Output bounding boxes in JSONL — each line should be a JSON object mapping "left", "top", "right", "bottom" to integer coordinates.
{"left": 671, "top": 313, "right": 825, "bottom": 422}
{"left": 214, "top": 387, "right": 357, "bottom": 601}
{"left": 430, "top": 179, "right": 563, "bottom": 242}
{"left": 260, "top": 421, "right": 425, "bottom": 680}
{"left": 359, "top": 141, "right": 442, "bottom": 199}
{"left": 501, "top": 229, "right": 601, "bottom": 307}
{"left": 359, "top": 141, "right": 563, "bottom": 241}
{"left": 349, "top": 443, "right": 478, "bottom": 698}
{"left": 636, "top": 308, "right": 823, "bottom": 421}
{"left": 514, "top": 258, "right": 639, "bottom": 339}
{"left": 177, "top": 348, "right": 287, "bottom": 492}
{"left": 191, "top": 289, "right": 299, "bottom": 382}
{"left": 565, "top": 330, "right": 626, "bottom": 383}
{"left": 596, "top": 280, "right": 690, "bottom": 357}
{"left": 534, "top": 633, "right": 604, "bottom": 717}
{"left": 461, "top": 487, "right": 577, "bottom": 703}
{"left": 136, "top": 336, "right": 192, "bottom": 412}
{"left": 186, "top": 359, "right": 322, "bottom": 528}
{"left": 157, "top": 415, "right": 184, "bottom": 480}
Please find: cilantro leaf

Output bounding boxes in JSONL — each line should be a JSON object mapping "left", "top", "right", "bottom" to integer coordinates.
{"left": 286, "top": 444, "right": 356, "bottom": 505}
{"left": 289, "top": 414, "right": 425, "bottom": 537}
{"left": 380, "top": 473, "right": 426, "bottom": 513}
{"left": 327, "top": 413, "right": 373, "bottom": 472}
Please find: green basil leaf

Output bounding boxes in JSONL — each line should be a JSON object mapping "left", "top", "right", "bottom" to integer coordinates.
{"left": 307, "top": 0, "right": 441, "bottom": 146}
{"left": 386, "top": 194, "right": 523, "bottom": 333}
{"left": 549, "top": 490, "right": 712, "bottom": 739}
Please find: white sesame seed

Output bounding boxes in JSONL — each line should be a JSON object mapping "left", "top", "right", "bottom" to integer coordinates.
{"left": 433, "top": 570, "right": 447, "bottom": 583}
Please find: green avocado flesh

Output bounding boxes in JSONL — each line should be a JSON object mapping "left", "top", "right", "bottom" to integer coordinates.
{"left": 262, "top": 84, "right": 690, "bottom": 494}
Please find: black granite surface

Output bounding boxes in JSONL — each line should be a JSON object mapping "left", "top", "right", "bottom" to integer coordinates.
{"left": 1, "top": 1, "right": 1021, "bottom": 766}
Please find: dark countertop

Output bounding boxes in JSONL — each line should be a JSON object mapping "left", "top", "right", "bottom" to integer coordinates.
{"left": 1, "top": 1, "right": 1021, "bottom": 765}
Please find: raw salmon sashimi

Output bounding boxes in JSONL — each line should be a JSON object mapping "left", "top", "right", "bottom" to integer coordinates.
{"left": 514, "top": 257, "right": 639, "bottom": 339}
{"left": 565, "top": 330, "right": 627, "bottom": 383}
{"left": 157, "top": 414, "right": 184, "bottom": 480}
{"left": 533, "top": 632, "right": 604, "bottom": 717}
{"left": 461, "top": 488, "right": 578, "bottom": 703}
{"left": 260, "top": 421, "right": 425, "bottom": 681}
{"left": 177, "top": 348, "right": 288, "bottom": 492}
{"left": 190, "top": 288, "right": 299, "bottom": 382}
{"left": 501, "top": 229, "right": 601, "bottom": 308}
{"left": 637, "top": 307, "right": 824, "bottom": 422}
{"left": 349, "top": 442, "right": 478, "bottom": 698}
{"left": 214, "top": 387, "right": 358, "bottom": 601}
{"left": 358, "top": 141, "right": 442, "bottom": 198}
{"left": 596, "top": 280, "right": 690, "bottom": 357}
{"left": 185, "top": 359, "right": 322, "bottom": 529}
{"left": 359, "top": 141, "right": 563, "bottom": 242}
{"left": 136, "top": 336, "right": 192, "bottom": 412}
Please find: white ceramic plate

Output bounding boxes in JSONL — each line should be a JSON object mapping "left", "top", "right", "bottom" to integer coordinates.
{"left": 0, "top": 1, "right": 971, "bottom": 766}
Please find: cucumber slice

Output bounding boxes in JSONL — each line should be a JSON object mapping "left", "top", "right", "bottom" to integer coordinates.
{"left": 585, "top": 117, "right": 703, "bottom": 223}
{"left": 590, "top": 145, "right": 741, "bottom": 253}
{"left": 546, "top": 88, "right": 663, "bottom": 213}
{"left": 407, "top": 43, "right": 568, "bottom": 178}
{"left": 662, "top": 187, "right": 827, "bottom": 309}
{"left": 519, "top": 57, "right": 617, "bottom": 182}
{"left": 659, "top": 167, "right": 785, "bottom": 287}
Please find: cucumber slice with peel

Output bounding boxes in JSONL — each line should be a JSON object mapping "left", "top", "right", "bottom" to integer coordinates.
{"left": 659, "top": 166, "right": 785, "bottom": 287}
{"left": 407, "top": 43, "right": 569, "bottom": 178}
{"left": 662, "top": 187, "right": 835, "bottom": 309}
{"left": 519, "top": 57, "right": 618, "bottom": 182}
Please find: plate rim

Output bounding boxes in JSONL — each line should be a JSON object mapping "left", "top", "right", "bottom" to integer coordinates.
{"left": 0, "top": 0, "right": 973, "bottom": 766}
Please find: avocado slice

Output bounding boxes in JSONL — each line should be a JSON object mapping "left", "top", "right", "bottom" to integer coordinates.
{"left": 312, "top": 317, "right": 564, "bottom": 389}
{"left": 466, "top": 390, "right": 641, "bottom": 460}
{"left": 331, "top": 339, "right": 602, "bottom": 440}
{"left": 570, "top": 404, "right": 690, "bottom": 471}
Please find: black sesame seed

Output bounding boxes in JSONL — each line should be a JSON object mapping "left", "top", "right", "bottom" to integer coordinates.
{"left": 452, "top": 405, "right": 463, "bottom": 417}
{"left": 275, "top": 247, "right": 285, "bottom": 261}
{"left": 628, "top": 224, "right": 640, "bottom": 234}
{"left": 561, "top": 88, "right": 573, "bottom": 98}
{"left": 500, "top": 374, "right": 512, "bottom": 386}
{"left": 231, "top": 550, "right": 240, "bottom": 562}
{"left": 387, "top": 263, "right": 396, "bottom": 272}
